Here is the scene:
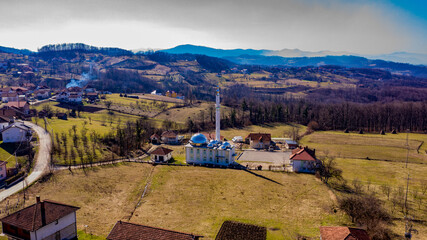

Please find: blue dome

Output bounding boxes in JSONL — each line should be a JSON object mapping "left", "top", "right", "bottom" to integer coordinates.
{"left": 190, "top": 133, "right": 208, "bottom": 145}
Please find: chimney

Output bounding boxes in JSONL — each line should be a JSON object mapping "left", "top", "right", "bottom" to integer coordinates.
{"left": 37, "top": 196, "right": 47, "bottom": 226}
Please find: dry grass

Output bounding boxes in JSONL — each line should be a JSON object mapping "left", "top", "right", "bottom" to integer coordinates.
{"left": 0, "top": 163, "right": 154, "bottom": 238}
{"left": 131, "top": 166, "right": 348, "bottom": 239}
{"left": 300, "top": 131, "right": 427, "bottom": 164}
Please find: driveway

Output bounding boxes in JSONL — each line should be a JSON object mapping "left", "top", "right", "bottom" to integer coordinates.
{"left": 0, "top": 122, "right": 51, "bottom": 202}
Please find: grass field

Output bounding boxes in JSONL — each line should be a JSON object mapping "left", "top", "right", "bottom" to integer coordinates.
{"left": 299, "top": 130, "right": 427, "bottom": 238}
{"left": 300, "top": 131, "right": 427, "bottom": 164}
{"left": 0, "top": 164, "right": 349, "bottom": 240}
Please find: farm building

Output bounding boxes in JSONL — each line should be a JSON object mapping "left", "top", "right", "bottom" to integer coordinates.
{"left": 0, "top": 197, "right": 80, "bottom": 240}
{"left": 215, "top": 221, "right": 267, "bottom": 240}
{"left": 150, "top": 146, "right": 173, "bottom": 163}
{"left": 0, "top": 122, "right": 33, "bottom": 143}
{"left": 289, "top": 147, "right": 319, "bottom": 173}
{"left": 245, "top": 133, "right": 271, "bottom": 149}
{"left": 319, "top": 226, "right": 370, "bottom": 240}
{"left": 284, "top": 139, "right": 298, "bottom": 149}
{"left": 185, "top": 87, "right": 236, "bottom": 166}
{"left": 107, "top": 221, "right": 202, "bottom": 240}
{"left": 150, "top": 134, "right": 161, "bottom": 144}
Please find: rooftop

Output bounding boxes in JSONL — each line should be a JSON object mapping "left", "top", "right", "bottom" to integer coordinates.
{"left": 107, "top": 221, "right": 202, "bottom": 240}
{"left": 0, "top": 199, "right": 79, "bottom": 232}
{"left": 319, "top": 226, "right": 370, "bottom": 240}
{"left": 215, "top": 221, "right": 267, "bottom": 240}
{"left": 150, "top": 146, "right": 173, "bottom": 156}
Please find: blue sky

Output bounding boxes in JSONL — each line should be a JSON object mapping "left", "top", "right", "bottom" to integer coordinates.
{"left": 0, "top": 0, "right": 426, "bottom": 54}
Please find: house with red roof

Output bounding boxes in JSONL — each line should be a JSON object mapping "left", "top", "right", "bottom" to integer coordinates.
{"left": 290, "top": 146, "right": 320, "bottom": 173}
{"left": 161, "top": 131, "right": 179, "bottom": 144}
{"left": 150, "top": 146, "right": 173, "bottom": 162}
{"left": 245, "top": 133, "right": 271, "bottom": 149}
{"left": 320, "top": 226, "right": 370, "bottom": 240}
{"left": 5, "top": 101, "right": 30, "bottom": 114}
{"left": 107, "top": 221, "right": 202, "bottom": 240}
{"left": 0, "top": 197, "right": 80, "bottom": 240}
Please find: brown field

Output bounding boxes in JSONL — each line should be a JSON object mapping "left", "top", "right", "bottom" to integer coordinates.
{"left": 0, "top": 163, "right": 348, "bottom": 240}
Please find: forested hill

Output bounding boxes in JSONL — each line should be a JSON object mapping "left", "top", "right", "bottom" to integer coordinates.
{"left": 1, "top": 45, "right": 427, "bottom": 105}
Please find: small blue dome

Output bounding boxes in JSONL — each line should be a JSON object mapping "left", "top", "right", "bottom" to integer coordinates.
{"left": 190, "top": 133, "right": 208, "bottom": 145}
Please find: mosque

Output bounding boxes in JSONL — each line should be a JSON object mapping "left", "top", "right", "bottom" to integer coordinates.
{"left": 185, "top": 87, "right": 236, "bottom": 166}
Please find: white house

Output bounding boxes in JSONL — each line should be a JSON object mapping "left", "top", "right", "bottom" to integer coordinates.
{"left": 1, "top": 92, "right": 18, "bottom": 102}
{"left": 289, "top": 147, "right": 319, "bottom": 173}
{"left": 185, "top": 87, "right": 236, "bottom": 166}
{"left": 150, "top": 146, "right": 173, "bottom": 162}
{"left": 0, "top": 122, "right": 33, "bottom": 143}
{"left": 0, "top": 197, "right": 80, "bottom": 240}
{"left": 0, "top": 161, "right": 7, "bottom": 181}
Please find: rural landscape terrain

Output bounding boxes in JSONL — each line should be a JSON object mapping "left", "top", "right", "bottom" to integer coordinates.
{"left": 0, "top": 42, "right": 425, "bottom": 240}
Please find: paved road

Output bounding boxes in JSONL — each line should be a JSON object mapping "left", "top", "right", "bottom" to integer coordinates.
{"left": 0, "top": 122, "right": 51, "bottom": 202}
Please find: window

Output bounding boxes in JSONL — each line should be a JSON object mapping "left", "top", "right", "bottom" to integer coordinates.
{"left": 190, "top": 148, "right": 193, "bottom": 153}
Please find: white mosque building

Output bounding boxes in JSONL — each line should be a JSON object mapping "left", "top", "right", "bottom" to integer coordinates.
{"left": 185, "top": 87, "right": 236, "bottom": 166}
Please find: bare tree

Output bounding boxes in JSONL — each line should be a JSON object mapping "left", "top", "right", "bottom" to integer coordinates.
{"left": 380, "top": 184, "right": 392, "bottom": 200}
{"left": 317, "top": 156, "right": 343, "bottom": 184}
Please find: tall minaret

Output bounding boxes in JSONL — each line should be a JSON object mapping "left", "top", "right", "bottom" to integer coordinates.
{"left": 215, "top": 85, "right": 220, "bottom": 141}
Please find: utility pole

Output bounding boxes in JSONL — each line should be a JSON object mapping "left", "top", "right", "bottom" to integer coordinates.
{"left": 405, "top": 130, "right": 409, "bottom": 168}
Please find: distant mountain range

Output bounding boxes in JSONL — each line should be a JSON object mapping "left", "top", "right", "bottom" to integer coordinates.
{"left": 161, "top": 44, "right": 427, "bottom": 66}
{"left": 0, "top": 46, "right": 33, "bottom": 55}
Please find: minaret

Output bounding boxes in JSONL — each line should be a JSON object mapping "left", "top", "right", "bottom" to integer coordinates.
{"left": 215, "top": 86, "right": 220, "bottom": 141}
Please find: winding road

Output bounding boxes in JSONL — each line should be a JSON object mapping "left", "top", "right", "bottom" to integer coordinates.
{"left": 0, "top": 121, "right": 51, "bottom": 202}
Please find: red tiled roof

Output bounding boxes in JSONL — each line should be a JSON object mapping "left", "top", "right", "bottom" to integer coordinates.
{"left": 290, "top": 148, "right": 316, "bottom": 161}
{"left": 201, "top": 132, "right": 224, "bottom": 141}
{"left": 150, "top": 147, "right": 173, "bottom": 156}
{"left": 215, "top": 221, "right": 267, "bottom": 240}
{"left": 320, "top": 226, "right": 370, "bottom": 240}
{"left": 107, "top": 221, "right": 202, "bottom": 240}
{"left": 2, "top": 92, "right": 18, "bottom": 97}
{"left": 0, "top": 200, "right": 79, "bottom": 231}
{"left": 6, "top": 101, "right": 28, "bottom": 109}
{"left": 246, "top": 133, "right": 271, "bottom": 142}
{"left": 161, "top": 131, "right": 177, "bottom": 138}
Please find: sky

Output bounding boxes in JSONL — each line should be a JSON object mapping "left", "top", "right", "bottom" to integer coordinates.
{"left": 0, "top": 0, "right": 426, "bottom": 54}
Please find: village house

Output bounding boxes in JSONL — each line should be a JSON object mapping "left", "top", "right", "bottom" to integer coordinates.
{"left": 215, "top": 221, "right": 267, "bottom": 240}
{"left": 6, "top": 101, "right": 30, "bottom": 115}
{"left": 0, "top": 106, "right": 25, "bottom": 119}
{"left": 107, "top": 221, "right": 202, "bottom": 240}
{"left": 33, "top": 89, "right": 51, "bottom": 99}
{"left": 289, "top": 147, "right": 320, "bottom": 173}
{"left": 0, "top": 197, "right": 80, "bottom": 240}
{"left": 0, "top": 122, "right": 33, "bottom": 143}
{"left": 161, "top": 131, "right": 179, "bottom": 144}
{"left": 150, "top": 133, "right": 161, "bottom": 144}
{"left": 0, "top": 161, "right": 7, "bottom": 181}
{"left": 284, "top": 139, "right": 298, "bottom": 149}
{"left": 150, "top": 146, "right": 173, "bottom": 163}
{"left": 320, "top": 226, "right": 370, "bottom": 240}
{"left": 56, "top": 87, "right": 83, "bottom": 103}
{"left": 85, "top": 92, "right": 99, "bottom": 101}
{"left": 245, "top": 133, "right": 271, "bottom": 149}
{"left": 1, "top": 92, "right": 19, "bottom": 102}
